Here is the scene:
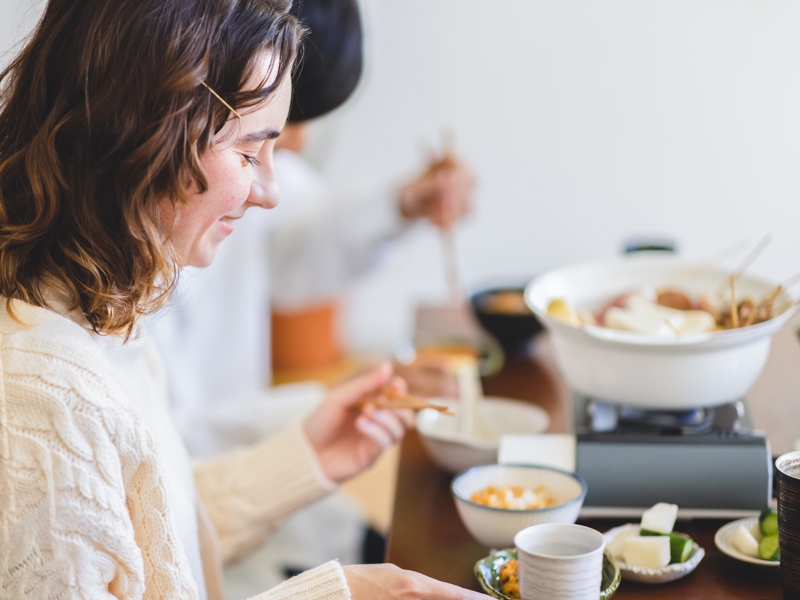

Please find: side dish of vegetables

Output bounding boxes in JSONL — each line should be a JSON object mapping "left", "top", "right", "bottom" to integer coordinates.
{"left": 606, "top": 503, "right": 696, "bottom": 569}
{"left": 733, "top": 508, "right": 780, "bottom": 561}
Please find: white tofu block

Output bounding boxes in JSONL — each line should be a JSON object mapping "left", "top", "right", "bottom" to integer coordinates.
{"left": 749, "top": 520, "right": 764, "bottom": 542}
{"left": 622, "top": 536, "right": 671, "bottom": 570}
{"left": 607, "top": 528, "right": 639, "bottom": 561}
{"left": 641, "top": 503, "right": 678, "bottom": 534}
{"left": 733, "top": 525, "right": 760, "bottom": 558}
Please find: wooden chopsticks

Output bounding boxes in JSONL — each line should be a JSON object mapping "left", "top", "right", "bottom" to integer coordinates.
{"left": 357, "top": 389, "right": 455, "bottom": 416}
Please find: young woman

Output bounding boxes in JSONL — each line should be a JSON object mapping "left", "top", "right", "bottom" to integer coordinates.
{"left": 0, "top": 1, "right": 488, "bottom": 599}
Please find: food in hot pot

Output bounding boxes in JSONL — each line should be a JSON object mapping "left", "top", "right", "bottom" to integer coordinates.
{"left": 546, "top": 284, "right": 783, "bottom": 337}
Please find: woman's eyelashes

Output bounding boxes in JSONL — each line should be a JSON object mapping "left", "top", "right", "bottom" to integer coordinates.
{"left": 240, "top": 153, "right": 261, "bottom": 167}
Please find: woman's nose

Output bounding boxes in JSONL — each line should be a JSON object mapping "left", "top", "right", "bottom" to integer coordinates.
{"left": 248, "top": 164, "right": 280, "bottom": 210}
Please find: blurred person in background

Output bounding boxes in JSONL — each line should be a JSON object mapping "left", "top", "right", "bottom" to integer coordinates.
{"left": 150, "top": 0, "right": 473, "bottom": 597}
{"left": 0, "top": 0, "right": 493, "bottom": 599}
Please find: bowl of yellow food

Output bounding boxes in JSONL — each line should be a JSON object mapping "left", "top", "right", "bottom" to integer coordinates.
{"left": 452, "top": 464, "right": 587, "bottom": 548}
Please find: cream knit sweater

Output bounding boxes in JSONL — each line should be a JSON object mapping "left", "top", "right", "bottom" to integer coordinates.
{"left": 0, "top": 299, "right": 352, "bottom": 600}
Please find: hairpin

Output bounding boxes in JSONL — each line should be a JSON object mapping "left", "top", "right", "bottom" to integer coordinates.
{"left": 201, "top": 81, "right": 242, "bottom": 119}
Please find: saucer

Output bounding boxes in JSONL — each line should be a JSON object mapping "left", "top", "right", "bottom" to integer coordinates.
{"left": 474, "top": 547, "right": 620, "bottom": 600}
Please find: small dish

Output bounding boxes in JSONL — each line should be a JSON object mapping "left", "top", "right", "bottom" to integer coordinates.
{"left": 470, "top": 286, "right": 543, "bottom": 353}
{"left": 474, "top": 547, "right": 620, "bottom": 600}
{"left": 714, "top": 517, "right": 780, "bottom": 568}
{"left": 416, "top": 397, "right": 549, "bottom": 473}
{"left": 603, "top": 524, "right": 705, "bottom": 583}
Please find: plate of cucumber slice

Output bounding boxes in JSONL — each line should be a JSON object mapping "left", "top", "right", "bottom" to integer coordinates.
{"left": 715, "top": 512, "right": 781, "bottom": 568}
{"left": 604, "top": 524, "right": 705, "bottom": 583}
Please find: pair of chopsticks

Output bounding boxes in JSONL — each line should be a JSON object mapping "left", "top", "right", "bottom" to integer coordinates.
{"left": 425, "top": 131, "right": 463, "bottom": 308}
{"left": 357, "top": 388, "right": 455, "bottom": 416}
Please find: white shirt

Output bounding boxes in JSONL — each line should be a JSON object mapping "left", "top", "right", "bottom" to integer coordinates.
{"left": 150, "top": 149, "right": 413, "bottom": 458}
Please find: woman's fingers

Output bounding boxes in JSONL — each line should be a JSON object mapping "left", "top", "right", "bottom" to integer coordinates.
{"left": 329, "top": 362, "right": 393, "bottom": 408}
{"left": 369, "top": 409, "right": 406, "bottom": 441}
{"left": 343, "top": 563, "right": 492, "bottom": 600}
{"left": 355, "top": 415, "right": 394, "bottom": 450}
{"left": 356, "top": 406, "right": 413, "bottom": 449}
{"left": 395, "top": 408, "right": 416, "bottom": 430}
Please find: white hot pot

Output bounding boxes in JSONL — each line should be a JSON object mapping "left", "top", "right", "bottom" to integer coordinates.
{"left": 525, "top": 257, "right": 796, "bottom": 410}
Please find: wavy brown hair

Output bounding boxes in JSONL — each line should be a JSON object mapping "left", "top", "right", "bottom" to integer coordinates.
{"left": 0, "top": 0, "right": 301, "bottom": 336}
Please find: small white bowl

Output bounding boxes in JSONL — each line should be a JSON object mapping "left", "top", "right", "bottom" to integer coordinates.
{"left": 452, "top": 463, "right": 587, "bottom": 548}
{"left": 603, "top": 524, "right": 705, "bottom": 583}
{"left": 416, "top": 397, "right": 549, "bottom": 473}
{"left": 714, "top": 517, "right": 780, "bottom": 568}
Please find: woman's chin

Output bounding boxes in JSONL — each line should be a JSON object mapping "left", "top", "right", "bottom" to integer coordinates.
{"left": 186, "top": 244, "right": 220, "bottom": 269}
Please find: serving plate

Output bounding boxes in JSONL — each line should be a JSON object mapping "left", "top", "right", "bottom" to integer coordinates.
{"left": 603, "top": 524, "right": 705, "bottom": 583}
{"left": 474, "top": 548, "right": 620, "bottom": 600}
{"left": 714, "top": 517, "right": 780, "bottom": 568}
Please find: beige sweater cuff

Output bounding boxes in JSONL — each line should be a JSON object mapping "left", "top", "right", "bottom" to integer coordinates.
{"left": 195, "top": 421, "right": 336, "bottom": 563}
{"left": 248, "top": 561, "right": 351, "bottom": 600}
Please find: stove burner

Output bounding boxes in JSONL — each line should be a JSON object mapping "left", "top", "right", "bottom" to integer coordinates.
{"left": 617, "top": 406, "right": 715, "bottom": 434}
{"left": 575, "top": 394, "right": 750, "bottom": 435}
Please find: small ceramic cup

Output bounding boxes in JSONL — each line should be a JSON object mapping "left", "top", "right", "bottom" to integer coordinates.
{"left": 514, "top": 523, "right": 605, "bottom": 600}
{"left": 777, "top": 451, "right": 800, "bottom": 600}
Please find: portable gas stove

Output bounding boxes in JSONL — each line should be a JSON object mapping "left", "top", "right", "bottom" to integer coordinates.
{"left": 573, "top": 393, "right": 773, "bottom": 519}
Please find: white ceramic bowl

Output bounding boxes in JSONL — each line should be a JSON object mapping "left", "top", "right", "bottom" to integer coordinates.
{"left": 416, "top": 397, "right": 550, "bottom": 473}
{"left": 452, "top": 464, "right": 587, "bottom": 548}
{"left": 714, "top": 517, "right": 780, "bottom": 568}
{"left": 604, "top": 523, "right": 705, "bottom": 583}
{"left": 525, "top": 256, "right": 796, "bottom": 409}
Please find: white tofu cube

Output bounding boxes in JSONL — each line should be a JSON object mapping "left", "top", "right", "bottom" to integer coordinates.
{"left": 640, "top": 503, "right": 678, "bottom": 534}
{"left": 733, "top": 524, "right": 760, "bottom": 558}
{"left": 749, "top": 520, "right": 763, "bottom": 542}
{"left": 607, "top": 528, "right": 639, "bottom": 561}
{"left": 622, "top": 536, "right": 671, "bottom": 570}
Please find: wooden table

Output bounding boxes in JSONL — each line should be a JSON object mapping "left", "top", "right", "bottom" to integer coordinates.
{"left": 386, "top": 315, "right": 800, "bottom": 598}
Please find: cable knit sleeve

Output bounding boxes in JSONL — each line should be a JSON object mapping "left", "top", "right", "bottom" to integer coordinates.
{"left": 193, "top": 421, "right": 335, "bottom": 564}
{"left": 248, "top": 561, "right": 351, "bottom": 600}
{"left": 0, "top": 335, "right": 199, "bottom": 600}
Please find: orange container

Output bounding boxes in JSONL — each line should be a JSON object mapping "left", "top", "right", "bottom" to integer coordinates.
{"left": 271, "top": 302, "right": 342, "bottom": 370}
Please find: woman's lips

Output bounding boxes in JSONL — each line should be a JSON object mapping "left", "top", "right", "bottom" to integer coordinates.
{"left": 217, "top": 216, "right": 235, "bottom": 235}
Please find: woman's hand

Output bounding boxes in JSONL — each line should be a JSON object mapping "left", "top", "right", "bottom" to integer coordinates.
{"left": 392, "top": 357, "right": 458, "bottom": 399}
{"left": 343, "top": 564, "right": 491, "bottom": 600}
{"left": 304, "top": 364, "right": 415, "bottom": 483}
{"left": 398, "top": 154, "right": 474, "bottom": 228}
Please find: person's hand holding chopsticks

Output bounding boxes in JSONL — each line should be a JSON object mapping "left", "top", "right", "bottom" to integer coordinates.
{"left": 304, "top": 363, "right": 415, "bottom": 483}
{"left": 397, "top": 151, "right": 474, "bottom": 228}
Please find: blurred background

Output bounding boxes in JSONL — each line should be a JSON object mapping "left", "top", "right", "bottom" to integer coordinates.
{"left": 4, "top": 0, "right": 800, "bottom": 354}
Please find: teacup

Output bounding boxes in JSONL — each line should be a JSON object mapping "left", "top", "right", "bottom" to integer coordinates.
{"left": 514, "top": 523, "right": 605, "bottom": 600}
{"left": 777, "top": 451, "right": 800, "bottom": 600}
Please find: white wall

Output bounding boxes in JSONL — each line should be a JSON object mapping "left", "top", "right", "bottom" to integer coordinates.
{"left": 0, "top": 0, "right": 42, "bottom": 60}
{"left": 316, "top": 0, "right": 800, "bottom": 351}
{"left": 4, "top": 1, "right": 800, "bottom": 353}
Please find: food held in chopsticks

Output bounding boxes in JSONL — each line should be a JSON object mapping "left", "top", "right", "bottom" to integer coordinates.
{"left": 469, "top": 484, "right": 557, "bottom": 510}
{"left": 358, "top": 389, "right": 454, "bottom": 416}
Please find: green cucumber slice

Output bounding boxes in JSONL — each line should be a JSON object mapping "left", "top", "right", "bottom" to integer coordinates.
{"left": 759, "top": 508, "right": 778, "bottom": 536}
{"left": 758, "top": 534, "right": 780, "bottom": 561}
{"left": 669, "top": 534, "right": 693, "bottom": 564}
{"left": 639, "top": 530, "right": 693, "bottom": 563}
